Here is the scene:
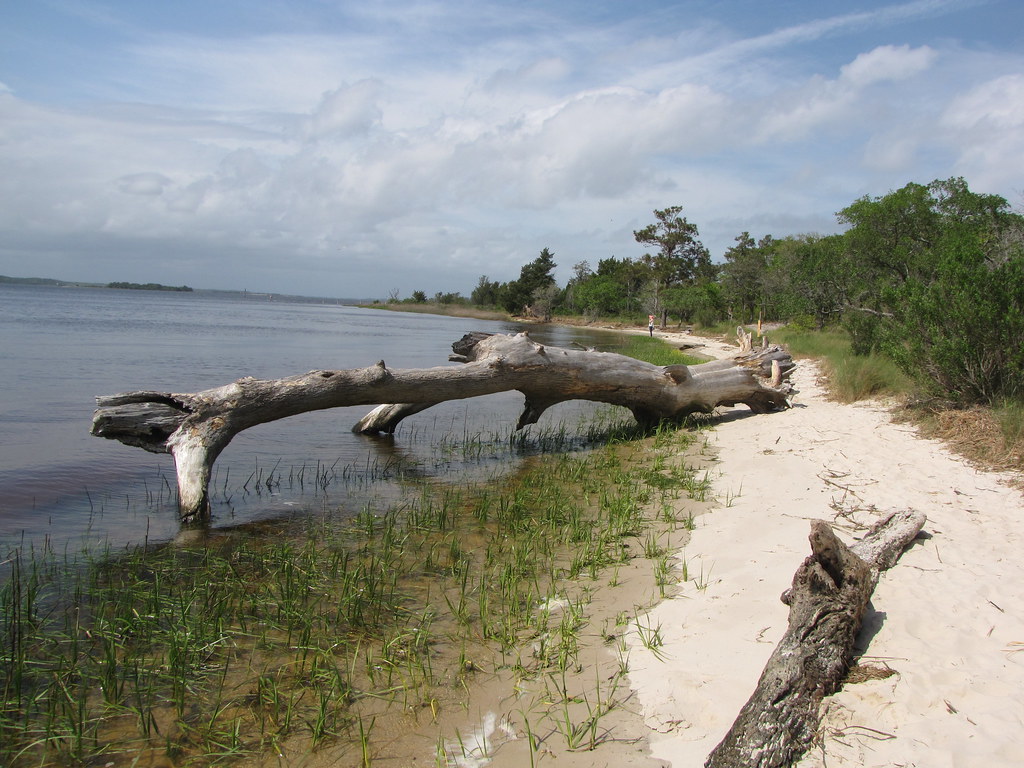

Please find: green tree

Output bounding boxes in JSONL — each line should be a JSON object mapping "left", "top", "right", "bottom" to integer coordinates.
{"left": 634, "top": 206, "right": 712, "bottom": 319}
{"left": 571, "top": 261, "right": 593, "bottom": 283}
{"left": 839, "top": 177, "right": 1024, "bottom": 402}
{"left": 432, "top": 291, "right": 465, "bottom": 305}
{"left": 633, "top": 206, "right": 711, "bottom": 286}
{"left": 470, "top": 275, "right": 501, "bottom": 307}
{"left": 721, "top": 232, "right": 774, "bottom": 323}
{"left": 410, "top": 290, "right": 427, "bottom": 303}
{"left": 530, "top": 283, "right": 562, "bottom": 322}
{"left": 595, "top": 256, "right": 648, "bottom": 315}
{"left": 500, "top": 248, "right": 558, "bottom": 314}
{"left": 662, "top": 281, "right": 726, "bottom": 327}
{"left": 561, "top": 261, "right": 593, "bottom": 313}
{"left": 770, "top": 234, "right": 851, "bottom": 330}
{"left": 573, "top": 274, "right": 626, "bottom": 316}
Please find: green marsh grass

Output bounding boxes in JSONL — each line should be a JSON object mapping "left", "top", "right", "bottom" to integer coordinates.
{"left": 614, "top": 334, "right": 705, "bottom": 367}
{"left": 993, "top": 399, "right": 1024, "bottom": 471}
{"left": 689, "top": 320, "right": 740, "bottom": 338}
{"left": 1, "top": 350, "right": 714, "bottom": 767}
{"left": 996, "top": 399, "right": 1024, "bottom": 447}
{"left": 770, "top": 326, "right": 911, "bottom": 402}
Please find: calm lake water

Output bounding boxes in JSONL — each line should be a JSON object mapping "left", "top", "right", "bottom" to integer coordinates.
{"left": 0, "top": 284, "right": 627, "bottom": 555}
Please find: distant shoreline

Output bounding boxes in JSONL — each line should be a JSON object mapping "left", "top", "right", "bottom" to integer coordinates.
{"left": 0, "top": 274, "right": 102, "bottom": 287}
{"left": 0, "top": 276, "right": 372, "bottom": 305}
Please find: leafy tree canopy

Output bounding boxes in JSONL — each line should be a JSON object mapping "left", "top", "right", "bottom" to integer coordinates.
{"left": 500, "top": 248, "right": 557, "bottom": 314}
{"left": 839, "top": 177, "right": 1024, "bottom": 402}
{"left": 633, "top": 206, "right": 712, "bottom": 287}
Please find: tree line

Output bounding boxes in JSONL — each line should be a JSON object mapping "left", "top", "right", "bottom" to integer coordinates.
{"left": 398, "top": 177, "right": 1023, "bottom": 406}
{"left": 107, "top": 282, "right": 194, "bottom": 292}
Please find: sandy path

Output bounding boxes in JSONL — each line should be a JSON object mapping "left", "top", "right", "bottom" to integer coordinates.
{"left": 625, "top": 331, "right": 1024, "bottom": 767}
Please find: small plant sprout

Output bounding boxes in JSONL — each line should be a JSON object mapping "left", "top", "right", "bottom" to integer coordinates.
{"left": 723, "top": 480, "right": 743, "bottom": 507}
{"left": 633, "top": 613, "right": 668, "bottom": 662}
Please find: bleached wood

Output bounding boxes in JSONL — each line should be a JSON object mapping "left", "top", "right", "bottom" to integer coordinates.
{"left": 92, "top": 331, "right": 795, "bottom": 521}
{"left": 705, "top": 509, "right": 926, "bottom": 768}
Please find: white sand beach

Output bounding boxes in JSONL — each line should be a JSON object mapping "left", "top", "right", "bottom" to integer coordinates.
{"left": 625, "top": 330, "right": 1024, "bottom": 767}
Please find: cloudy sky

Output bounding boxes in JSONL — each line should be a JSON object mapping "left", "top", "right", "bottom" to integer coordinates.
{"left": 2, "top": 0, "right": 1022, "bottom": 298}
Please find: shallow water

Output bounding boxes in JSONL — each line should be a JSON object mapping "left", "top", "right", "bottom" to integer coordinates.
{"left": 0, "top": 284, "right": 628, "bottom": 554}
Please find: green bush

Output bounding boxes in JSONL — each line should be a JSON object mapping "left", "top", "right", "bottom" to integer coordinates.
{"left": 839, "top": 178, "right": 1024, "bottom": 405}
{"left": 843, "top": 312, "right": 881, "bottom": 356}
{"left": 878, "top": 237, "right": 1024, "bottom": 403}
{"left": 787, "top": 314, "right": 817, "bottom": 333}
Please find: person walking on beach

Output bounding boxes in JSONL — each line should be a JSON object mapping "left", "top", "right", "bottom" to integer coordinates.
{"left": 648, "top": 315, "right": 655, "bottom": 337}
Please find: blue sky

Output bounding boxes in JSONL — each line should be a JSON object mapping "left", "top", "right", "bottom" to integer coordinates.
{"left": 1, "top": 0, "right": 1022, "bottom": 298}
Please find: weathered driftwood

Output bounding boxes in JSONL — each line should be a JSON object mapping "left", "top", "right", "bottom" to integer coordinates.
{"left": 92, "top": 330, "right": 795, "bottom": 522}
{"left": 705, "top": 509, "right": 927, "bottom": 768}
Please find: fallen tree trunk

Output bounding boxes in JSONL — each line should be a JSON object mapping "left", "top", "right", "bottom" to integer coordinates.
{"left": 705, "top": 509, "right": 927, "bottom": 768}
{"left": 92, "top": 330, "right": 795, "bottom": 522}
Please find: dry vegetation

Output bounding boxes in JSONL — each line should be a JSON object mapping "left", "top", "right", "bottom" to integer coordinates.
{"left": 374, "top": 302, "right": 508, "bottom": 321}
{"left": 910, "top": 404, "right": 1024, "bottom": 481}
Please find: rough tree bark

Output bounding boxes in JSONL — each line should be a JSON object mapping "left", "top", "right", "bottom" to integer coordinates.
{"left": 92, "top": 330, "right": 795, "bottom": 522}
{"left": 705, "top": 509, "right": 927, "bottom": 768}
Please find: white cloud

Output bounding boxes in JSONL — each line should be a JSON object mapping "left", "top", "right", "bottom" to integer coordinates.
{"left": 1, "top": 1, "right": 1021, "bottom": 296}
{"left": 862, "top": 133, "right": 921, "bottom": 172}
{"left": 484, "top": 56, "right": 572, "bottom": 92}
{"left": 756, "top": 74, "right": 855, "bottom": 142}
{"left": 117, "top": 172, "right": 173, "bottom": 196}
{"left": 943, "top": 73, "right": 1024, "bottom": 130}
{"left": 840, "top": 44, "right": 937, "bottom": 86}
{"left": 303, "top": 80, "right": 384, "bottom": 142}
{"left": 756, "top": 44, "right": 937, "bottom": 142}
{"left": 941, "top": 74, "right": 1024, "bottom": 188}
{"left": 644, "top": 0, "right": 954, "bottom": 90}
{"left": 121, "top": 35, "right": 362, "bottom": 113}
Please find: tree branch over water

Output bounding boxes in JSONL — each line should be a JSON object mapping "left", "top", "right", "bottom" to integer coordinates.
{"left": 92, "top": 331, "right": 795, "bottom": 523}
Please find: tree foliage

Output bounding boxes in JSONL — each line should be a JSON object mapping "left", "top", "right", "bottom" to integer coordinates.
{"left": 632, "top": 206, "right": 712, "bottom": 286}
{"left": 470, "top": 275, "right": 501, "bottom": 306}
{"left": 499, "top": 248, "right": 557, "bottom": 315}
{"left": 771, "top": 234, "right": 851, "bottom": 330}
{"left": 721, "top": 233, "right": 774, "bottom": 323}
{"left": 435, "top": 178, "right": 1021, "bottom": 406}
{"left": 838, "top": 178, "right": 1024, "bottom": 402}
{"left": 632, "top": 206, "right": 714, "bottom": 317}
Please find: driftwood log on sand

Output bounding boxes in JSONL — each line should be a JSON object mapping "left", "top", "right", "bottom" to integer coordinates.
{"left": 706, "top": 509, "right": 928, "bottom": 768}
{"left": 92, "top": 330, "right": 795, "bottom": 522}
